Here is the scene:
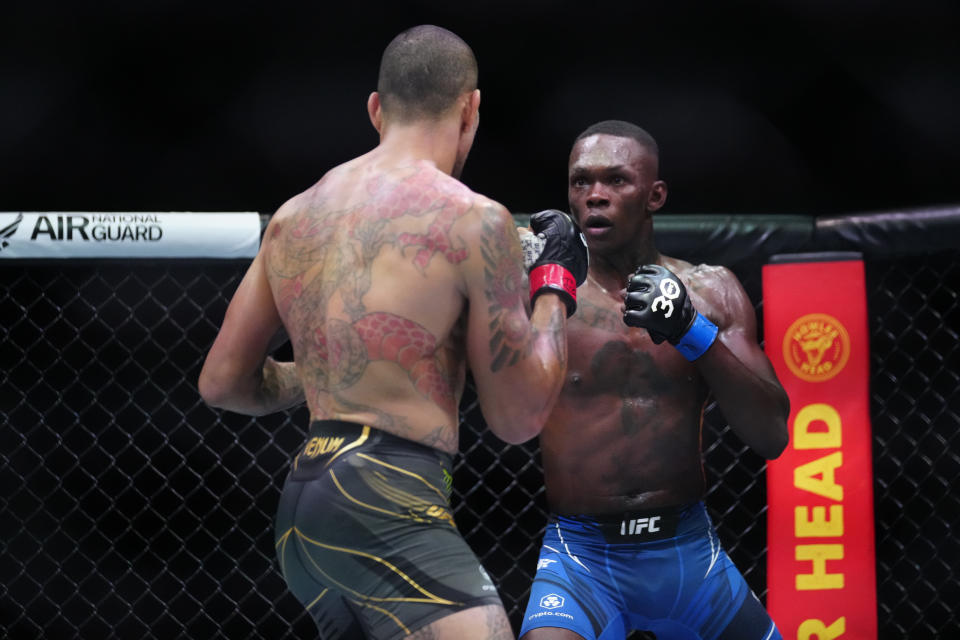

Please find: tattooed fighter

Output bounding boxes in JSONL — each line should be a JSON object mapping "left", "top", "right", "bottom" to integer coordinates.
{"left": 519, "top": 121, "right": 789, "bottom": 640}
{"left": 198, "top": 25, "right": 587, "bottom": 640}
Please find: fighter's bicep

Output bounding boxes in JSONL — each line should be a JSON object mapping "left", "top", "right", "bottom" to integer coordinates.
{"left": 710, "top": 270, "right": 778, "bottom": 380}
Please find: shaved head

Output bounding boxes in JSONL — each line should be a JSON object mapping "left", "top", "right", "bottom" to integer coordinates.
{"left": 576, "top": 120, "right": 659, "bottom": 159}
{"left": 377, "top": 25, "right": 478, "bottom": 123}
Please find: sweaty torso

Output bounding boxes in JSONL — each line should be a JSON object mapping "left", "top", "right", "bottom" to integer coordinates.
{"left": 541, "top": 257, "right": 718, "bottom": 514}
{"left": 263, "top": 153, "right": 481, "bottom": 454}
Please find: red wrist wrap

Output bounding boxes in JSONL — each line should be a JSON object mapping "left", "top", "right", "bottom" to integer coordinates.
{"left": 529, "top": 264, "right": 577, "bottom": 314}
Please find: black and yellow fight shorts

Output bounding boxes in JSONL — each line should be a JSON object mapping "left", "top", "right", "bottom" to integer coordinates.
{"left": 274, "top": 420, "right": 502, "bottom": 639}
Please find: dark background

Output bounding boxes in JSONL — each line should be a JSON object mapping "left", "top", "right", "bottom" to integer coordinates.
{"left": 3, "top": 4, "right": 959, "bottom": 636}
{"left": 3, "top": 0, "right": 960, "bottom": 218}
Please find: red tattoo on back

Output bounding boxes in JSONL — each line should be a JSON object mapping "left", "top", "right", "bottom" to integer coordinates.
{"left": 399, "top": 212, "right": 469, "bottom": 268}
{"left": 354, "top": 312, "right": 455, "bottom": 412}
{"left": 275, "top": 273, "right": 304, "bottom": 316}
{"left": 357, "top": 167, "right": 469, "bottom": 269}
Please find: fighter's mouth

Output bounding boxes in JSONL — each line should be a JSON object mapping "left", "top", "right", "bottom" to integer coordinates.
{"left": 583, "top": 215, "right": 613, "bottom": 230}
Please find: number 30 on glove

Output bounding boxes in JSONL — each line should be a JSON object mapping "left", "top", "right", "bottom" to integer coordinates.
{"left": 623, "top": 264, "right": 718, "bottom": 361}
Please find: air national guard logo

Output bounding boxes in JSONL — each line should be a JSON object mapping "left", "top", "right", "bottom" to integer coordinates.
{"left": 0, "top": 213, "right": 23, "bottom": 251}
{"left": 782, "top": 313, "right": 851, "bottom": 382}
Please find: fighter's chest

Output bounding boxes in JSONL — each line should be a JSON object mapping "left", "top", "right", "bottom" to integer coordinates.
{"left": 566, "top": 293, "right": 695, "bottom": 396}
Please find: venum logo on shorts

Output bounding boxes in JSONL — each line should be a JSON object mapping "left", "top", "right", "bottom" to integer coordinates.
{"left": 536, "top": 558, "right": 557, "bottom": 570}
{"left": 539, "top": 594, "right": 564, "bottom": 609}
{"left": 303, "top": 436, "right": 345, "bottom": 457}
{"left": 782, "top": 313, "right": 851, "bottom": 383}
{"left": 0, "top": 213, "right": 23, "bottom": 251}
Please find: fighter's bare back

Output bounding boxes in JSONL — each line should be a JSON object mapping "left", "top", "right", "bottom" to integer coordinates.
{"left": 263, "top": 154, "right": 511, "bottom": 454}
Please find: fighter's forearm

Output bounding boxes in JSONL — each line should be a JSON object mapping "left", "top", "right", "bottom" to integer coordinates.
{"left": 531, "top": 295, "right": 569, "bottom": 372}
{"left": 201, "top": 356, "right": 304, "bottom": 416}
{"left": 506, "top": 300, "right": 568, "bottom": 440}
{"left": 478, "top": 297, "right": 568, "bottom": 445}
{"left": 698, "top": 343, "right": 790, "bottom": 459}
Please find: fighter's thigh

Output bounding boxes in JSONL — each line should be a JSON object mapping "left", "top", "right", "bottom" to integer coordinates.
{"left": 522, "top": 627, "right": 588, "bottom": 640}
{"left": 407, "top": 603, "right": 512, "bottom": 640}
{"left": 716, "top": 591, "right": 782, "bottom": 640}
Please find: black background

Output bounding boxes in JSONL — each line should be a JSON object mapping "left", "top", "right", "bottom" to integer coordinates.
{"left": 3, "top": 1, "right": 960, "bottom": 218}
{"left": 3, "top": 4, "right": 959, "bottom": 636}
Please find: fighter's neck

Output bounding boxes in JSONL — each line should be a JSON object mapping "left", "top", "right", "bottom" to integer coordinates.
{"left": 377, "top": 122, "right": 459, "bottom": 175}
{"left": 589, "top": 245, "right": 662, "bottom": 289}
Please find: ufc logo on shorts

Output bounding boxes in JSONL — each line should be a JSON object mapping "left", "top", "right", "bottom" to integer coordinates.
{"left": 651, "top": 278, "right": 681, "bottom": 318}
{"left": 620, "top": 516, "right": 661, "bottom": 536}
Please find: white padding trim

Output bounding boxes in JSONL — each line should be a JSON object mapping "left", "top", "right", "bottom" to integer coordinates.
{"left": 0, "top": 212, "right": 261, "bottom": 259}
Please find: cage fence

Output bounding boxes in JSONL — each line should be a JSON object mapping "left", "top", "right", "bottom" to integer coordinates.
{"left": 2, "top": 227, "right": 958, "bottom": 639}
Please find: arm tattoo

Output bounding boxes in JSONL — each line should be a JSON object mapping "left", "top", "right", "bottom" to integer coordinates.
{"left": 543, "top": 305, "right": 567, "bottom": 368}
{"left": 478, "top": 213, "right": 530, "bottom": 372}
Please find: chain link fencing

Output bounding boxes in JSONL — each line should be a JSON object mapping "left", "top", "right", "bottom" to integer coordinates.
{"left": 1, "top": 249, "right": 957, "bottom": 639}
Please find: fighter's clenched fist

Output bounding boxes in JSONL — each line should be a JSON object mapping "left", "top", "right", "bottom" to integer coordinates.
{"left": 526, "top": 209, "right": 588, "bottom": 317}
{"left": 623, "top": 264, "right": 718, "bottom": 361}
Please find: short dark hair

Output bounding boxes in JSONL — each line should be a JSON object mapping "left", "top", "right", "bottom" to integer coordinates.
{"left": 377, "top": 25, "right": 478, "bottom": 122}
{"left": 575, "top": 120, "right": 659, "bottom": 158}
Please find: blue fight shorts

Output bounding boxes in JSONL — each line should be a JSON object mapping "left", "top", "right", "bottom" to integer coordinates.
{"left": 520, "top": 503, "right": 782, "bottom": 640}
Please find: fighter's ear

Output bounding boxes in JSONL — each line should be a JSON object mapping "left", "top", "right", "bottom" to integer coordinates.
{"left": 367, "top": 91, "right": 383, "bottom": 134}
{"left": 647, "top": 180, "right": 668, "bottom": 212}
{"left": 460, "top": 89, "right": 480, "bottom": 134}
